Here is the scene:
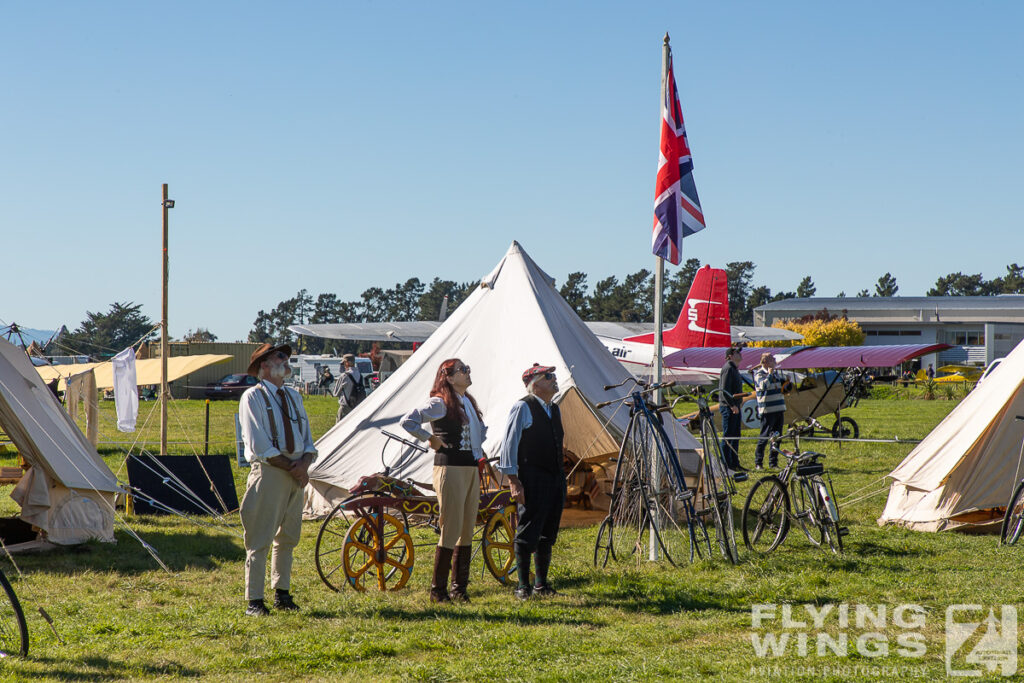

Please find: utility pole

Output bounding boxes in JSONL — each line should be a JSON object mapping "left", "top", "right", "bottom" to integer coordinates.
{"left": 160, "top": 184, "right": 175, "bottom": 455}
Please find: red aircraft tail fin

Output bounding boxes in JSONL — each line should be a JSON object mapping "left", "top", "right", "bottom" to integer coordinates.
{"left": 623, "top": 265, "right": 732, "bottom": 348}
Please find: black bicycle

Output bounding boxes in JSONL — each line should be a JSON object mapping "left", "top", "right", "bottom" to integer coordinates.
{"left": 741, "top": 423, "right": 847, "bottom": 554}
{"left": 593, "top": 378, "right": 711, "bottom": 567}
{"left": 998, "top": 416, "right": 1024, "bottom": 546}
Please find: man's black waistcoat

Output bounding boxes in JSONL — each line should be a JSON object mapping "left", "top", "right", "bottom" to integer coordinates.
{"left": 517, "top": 395, "right": 564, "bottom": 474}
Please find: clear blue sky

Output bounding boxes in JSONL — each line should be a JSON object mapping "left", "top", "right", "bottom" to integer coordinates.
{"left": 3, "top": 2, "right": 1022, "bottom": 342}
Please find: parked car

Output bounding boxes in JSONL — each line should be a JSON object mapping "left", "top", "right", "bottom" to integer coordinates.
{"left": 353, "top": 357, "right": 378, "bottom": 394}
{"left": 205, "top": 373, "right": 258, "bottom": 399}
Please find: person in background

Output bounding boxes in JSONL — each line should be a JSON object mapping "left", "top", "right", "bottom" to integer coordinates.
{"left": 753, "top": 352, "right": 787, "bottom": 470}
{"left": 926, "top": 364, "right": 935, "bottom": 381}
{"left": 238, "top": 343, "right": 316, "bottom": 617}
{"left": 333, "top": 354, "right": 362, "bottom": 422}
{"left": 317, "top": 365, "right": 334, "bottom": 395}
{"left": 401, "top": 359, "right": 486, "bottom": 603}
{"left": 718, "top": 345, "right": 746, "bottom": 473}
{"left": 497, "top": 364, "right": 567, "bottom": 601}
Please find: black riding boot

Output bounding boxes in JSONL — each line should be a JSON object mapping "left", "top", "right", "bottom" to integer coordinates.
{"left": 533, "top": 546, "right": 557, "bottom": 596}
{"left": 450, "top": 545, "right": 472, "bottom": 603}
{"left": 514, "top": 546, "right": 532, "bottom": 600}
{"left": 430, "top": 546, "right": 453, "bottom": 603}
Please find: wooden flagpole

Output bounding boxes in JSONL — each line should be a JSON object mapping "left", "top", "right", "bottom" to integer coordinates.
{"left": 160, "top": 184, "right": 173, "bottom": 455}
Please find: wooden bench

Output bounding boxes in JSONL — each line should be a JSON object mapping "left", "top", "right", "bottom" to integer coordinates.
{"left": 0, "top": 467, "right": 24, "bottom": 486}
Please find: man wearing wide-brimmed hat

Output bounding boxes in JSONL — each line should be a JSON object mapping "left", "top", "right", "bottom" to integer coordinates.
{"left": 496, "top": 363, "right": 567, "bottom": 601}
{"left": 238, "top": 342, "right": 317, "bottom": 616}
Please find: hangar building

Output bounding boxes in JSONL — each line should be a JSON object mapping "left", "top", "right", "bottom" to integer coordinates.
{"left": 753, "top": 296, "right": 1024, "bottom": 370}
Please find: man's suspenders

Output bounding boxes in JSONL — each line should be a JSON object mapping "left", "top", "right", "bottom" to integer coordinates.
{"left": 257, "top": 387, "right": 281, "bottom": 449}
{"left": 256, "top": 385, "right": 307, "bottom": 452}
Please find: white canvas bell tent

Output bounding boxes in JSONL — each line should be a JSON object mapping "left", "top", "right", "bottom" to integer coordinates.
{"left": 305, "top": 241, "right": 700, "bottom": 516}
{"left": 879, "top": 338, "right": 1024, "bottom": 532}
{"left": 0, "top": 337, "right": 118, "bottom": 544}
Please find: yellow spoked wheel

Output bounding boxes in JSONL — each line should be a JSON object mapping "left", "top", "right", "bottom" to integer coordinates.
{"left": 482, "top": 506, "right": 517, "bottom": 585}
{"left": 342, "top": 512, "right": 414, "bottom": 591}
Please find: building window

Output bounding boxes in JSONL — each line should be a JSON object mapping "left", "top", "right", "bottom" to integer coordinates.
{"left": 866, "top": 330, "right": 921, "bottom": 337}
{"left": 947, "top": 330, "right": 985, "bottom": 346}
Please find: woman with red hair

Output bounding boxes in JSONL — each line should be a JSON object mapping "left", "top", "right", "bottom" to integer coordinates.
{"left": 401, "top": 358, "right": 486, "bottom": 603}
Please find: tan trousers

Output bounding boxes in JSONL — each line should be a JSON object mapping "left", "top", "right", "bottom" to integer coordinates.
{"left": 433, "top": 465, "right": 479, "bottom": 549}
{"left": 240, "top": 462, "right": 304, "bottom": 600}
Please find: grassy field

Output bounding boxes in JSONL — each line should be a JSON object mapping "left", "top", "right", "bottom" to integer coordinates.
{"left": 0, "top": 394, "right": 1021, "bottom": 681}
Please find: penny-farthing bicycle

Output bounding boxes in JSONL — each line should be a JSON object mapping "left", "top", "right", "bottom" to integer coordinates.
{"left": 314, "top": 431, "right": 520, "bottom": 591}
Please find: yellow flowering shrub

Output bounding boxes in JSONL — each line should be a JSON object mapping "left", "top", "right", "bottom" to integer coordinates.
{"left": 753, "top": 318, "right": 865, "bottom": 348}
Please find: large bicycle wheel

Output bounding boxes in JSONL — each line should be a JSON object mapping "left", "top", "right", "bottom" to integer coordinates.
{"left": 482, "top": 505, "right": 517, "bottom": 584}
{"left": 0, "top": 569, "right": 27, "bottom": 657}
{"left": 342, "top": 511, "right": 414, "bottom": 591}
{"left": 595, "top": 419, "right": 637, "bottom": 565}
{"left": 594, "top": 515, "right": 615, "bottom": 567}
{"left": 638, "top": 413, "right": 697, "bottom": 566}
{"left": 602, "top": 417, "right": 657, "bottom": 564}
{"left": 790, "top": 479, "right": 824, "bottom": 547}
{"left": 314, "top": 501, "right": 354, "bottom": 592}
{"left": 700, "top": 418, "right": 739, "bottom": 564}
{"left": 1000, "top": 480, "right": 1024, "bottom": 546}
{"left": 742, "top": 476, "right": 790, "bottom": 553}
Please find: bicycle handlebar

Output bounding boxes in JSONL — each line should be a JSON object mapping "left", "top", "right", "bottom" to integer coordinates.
{"left": 604, "top": 377, "right": 643, "bottom": 391}
{"left": 381, "top": 429, "right": 429, "bottom": 453}
{"left": 595, "top": 380, "right": 676, "bottom": 409}
{"left": 767, "top": 422, "right": 817, "bottom": 446}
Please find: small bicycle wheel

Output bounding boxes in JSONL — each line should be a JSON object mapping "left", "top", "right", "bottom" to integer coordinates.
{"left": 742, "top": 476, "right": 790, "bottom": 554}
{"left": 342, "top": 511, "right": 414, "bottom": 591}
{"left": 482, "top": 505, "right": 517, "bottom": 584}
{"left": 790, "top": 479, "right": 824, "bottom": 547}
{"left": 831, "top": 417, "right": 859, "bottom": 440}
{"left": 1001, "top": 480, "right": 1024, "bottom": 546}
{"left": 0, "top": 569, "right": 27, "bottom": 657}
{"left": 314, "top": 501, "right": 354, "bottom": 592}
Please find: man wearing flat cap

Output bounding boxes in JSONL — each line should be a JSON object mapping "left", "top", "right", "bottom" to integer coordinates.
{"left": 238, "top": 343, "right": 317, "bottom": 616}
{"left": 332, "top": 353, "right": 362, "bottom": 423}
{"left": 497, "top": 363, "right": 567, "bottom": 600}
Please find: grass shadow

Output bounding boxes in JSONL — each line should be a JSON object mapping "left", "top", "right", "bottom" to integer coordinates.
{"left": 313, "top": 604, "right": 608, "bottom": 627}
{"left": 11, "top": 529, "right": 245, "bottom": 576}
{"left": 14, "top": 654, "right": 201, "bottom": 680}
{"left": 849, "top": 539, "right": 933, "bottom": 559}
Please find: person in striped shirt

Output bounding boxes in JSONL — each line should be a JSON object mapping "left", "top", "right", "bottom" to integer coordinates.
{"left": 753, "top": 353, "right": 787, "bottom": 470}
